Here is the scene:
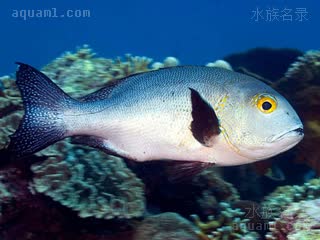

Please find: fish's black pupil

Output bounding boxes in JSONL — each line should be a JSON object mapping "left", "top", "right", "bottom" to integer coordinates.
{"left": 262, "top": 101, "right": 272, "bottom": 110}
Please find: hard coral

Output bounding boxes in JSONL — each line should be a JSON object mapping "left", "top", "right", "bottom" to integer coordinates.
{"left": 42, "top": 45, "right": 154, "bottom": 98}
{"left": 261, "top": 178, "right": 320, "bottom": 221}
{"left": 191, "top": 202, "right": 259, "bottom": 240}
{"left": 266, "top": 199, "right": 320, "bottom": 240}
{"left": 0, "top": 76, "right": 22, "bottom": 149}
{"left": 151, "top": 56, "right": 180, "bottom": 69}
{"left": 133, "top": 212, "right": 198, "bottom": 240}
{"left": 206, "top": 60, "right": 233, "bottom": 71}
{"left": 31, "top": 152, "right": 145, "bottom": 219}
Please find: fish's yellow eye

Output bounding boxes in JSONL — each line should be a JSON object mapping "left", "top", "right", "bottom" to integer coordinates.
{"left": 256, "top": 95, "right": 277, "bottom": 114}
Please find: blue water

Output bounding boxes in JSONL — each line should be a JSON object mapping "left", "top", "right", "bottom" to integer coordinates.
{"left": 1, "top": 0, "right": 319, "bottom": 76}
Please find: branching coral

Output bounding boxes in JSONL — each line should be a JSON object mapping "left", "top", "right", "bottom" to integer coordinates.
{"left": 191, "top": 202, "right": 259, "bottom": 240}
{"left": 261, "top": 178, "right": 320, "bottom": 221}
{"left": 133, "top": 212, "right": 198, "bottom": 240}
{"left": 266, "top": 199, "right": 320, "bottom": 240}
{"left": 31, "top": 152, "right": 145, "bottom": 219}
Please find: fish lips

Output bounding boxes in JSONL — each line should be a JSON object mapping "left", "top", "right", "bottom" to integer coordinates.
{"left": 268, "top": 126, "right": 304, "bottom": 143}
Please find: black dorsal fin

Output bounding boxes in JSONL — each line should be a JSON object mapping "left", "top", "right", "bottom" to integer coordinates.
{"left": 189, "top": 88, "right": 220, "bottom": 147}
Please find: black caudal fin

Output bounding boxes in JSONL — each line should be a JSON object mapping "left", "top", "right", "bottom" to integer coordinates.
{"left": 7, "top": 63, "right": 77, "bottom": 157}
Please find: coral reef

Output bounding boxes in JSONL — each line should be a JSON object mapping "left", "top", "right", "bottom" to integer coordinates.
{"left": 224, "top": 47, "right": 302, "bottom": 80}
{"left": 5, "top": 46, "right": 320, "bottom": 240}
{"left": 261, "top": 178, "right": 320, "bottom": 221}
{"left": 266, "top": 199, "right": 320, "bottom": 240}
{"left": 191, "top": 202, "right": 260, "bottom": 239}
{"left": 0, "top": 181, "right": 12, "bottom": 218}
{"left": 206, "top": 60, "right": 233, "bottom": 71}
{"left": 192, "top": 167, "right": 240, "bottom": 216}
{"left": 0, "top": 76, "right": 22, "bottom": 149}
{"left": 31, "top": 152, "right": 145, "bottom": 219}
{"left": 132, "top": 163, "right": 240, "bottom": 217}
{"left": 42, "top": 45, "right": 154, "bottom": 98}
{"left": 151, "top": 56, "right": 180, "bottom": 69}
{"left": 133, "top": 212, "right": 198, "bottom": 240}
{"left": 0, "top": 154, "right": 136, "bottom": 240}
{"left": 273, "top": 50, "right": 320, "bottom": 175}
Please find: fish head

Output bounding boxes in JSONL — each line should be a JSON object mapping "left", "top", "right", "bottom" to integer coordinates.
{"left": 218, "top": 79, "right": 304, "bottom": 162}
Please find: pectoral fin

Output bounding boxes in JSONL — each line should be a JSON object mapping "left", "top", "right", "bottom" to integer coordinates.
{"left": 189, "top": 88, "right": 220, "bottom": 147}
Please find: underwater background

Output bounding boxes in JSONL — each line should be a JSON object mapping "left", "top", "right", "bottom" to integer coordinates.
{"left": 1, "top": 1, "right": 320, "bottom": 240}
{"left": 1, "top": 0, "right": 320, "bottom": 75}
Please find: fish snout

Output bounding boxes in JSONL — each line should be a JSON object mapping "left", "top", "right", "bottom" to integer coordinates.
{"left": 293, "top": 127, "right": 304, "bottom": 136}
{"left": 267, "top": 125, "right": 304, "bottom": 143}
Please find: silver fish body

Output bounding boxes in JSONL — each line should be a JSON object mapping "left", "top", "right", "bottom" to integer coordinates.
{"left": 9, "top": 64, "right": 304, "bottom": 167}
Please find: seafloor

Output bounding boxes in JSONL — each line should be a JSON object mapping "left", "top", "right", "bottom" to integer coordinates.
{"left": 0, "top": 46, "right": 320, "bottom": 240}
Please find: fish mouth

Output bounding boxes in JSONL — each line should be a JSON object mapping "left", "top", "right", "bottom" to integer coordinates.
{"left": 269, "top": 127, "right": 304, "bottom": 143}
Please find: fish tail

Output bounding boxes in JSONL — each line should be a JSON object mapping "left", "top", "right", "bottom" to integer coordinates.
{"left": 8, "top": 62, "right": 77, "bottom": 157}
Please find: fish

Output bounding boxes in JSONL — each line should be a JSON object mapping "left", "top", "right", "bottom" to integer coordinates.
{"left": 8, "top": 63, "right": 304, "bottom": 171}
